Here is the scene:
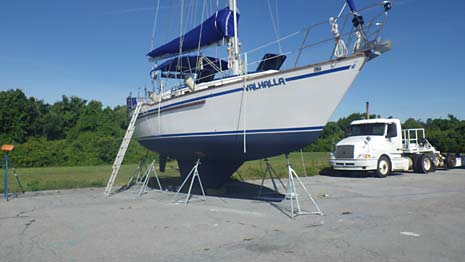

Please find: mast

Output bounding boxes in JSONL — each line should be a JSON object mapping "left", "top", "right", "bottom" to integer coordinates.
{"left": 229, "top": 0, "right": 241, "bottom": 75}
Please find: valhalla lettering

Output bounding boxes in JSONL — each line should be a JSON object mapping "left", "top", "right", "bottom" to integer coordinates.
{"left": 245, "top": 78, "right": 286, "bottom": 91}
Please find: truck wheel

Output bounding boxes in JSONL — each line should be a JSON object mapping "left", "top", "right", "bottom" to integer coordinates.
{"left": 411, "top": 155, "right": 419, "bottom": 173}
{"left": 446, "top": 155, "right": 456, "bottom": 169}
{"left": 417, "top": 154, "right": 433, "bottom": 173}
{"left": 376, "top": 156, "right": 391, "bottom": 178}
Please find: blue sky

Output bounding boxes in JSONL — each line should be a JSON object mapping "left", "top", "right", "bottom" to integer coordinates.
{"left": 1, "top": 0, "right": 464, "bottom": 121}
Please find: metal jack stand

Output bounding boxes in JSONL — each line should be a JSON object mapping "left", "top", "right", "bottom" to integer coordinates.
{"left": 173, "top": 159, "right": 206, "bottom": 205}
{"left": 11, "top": 167, "right": 24, "bottom": 195}
{"left": 279, "top": 154, "right": 323, "bottom": 219}
{"left": 115, "top": 156, "right": 148, "bottom": 193}
{"left": 138, "top": 159, "right": 163, "bottom": 196}
{"left": 258, "top": 159, "right": 286, "bottom": 197}
{"left": 128, "top": 157, "right": 148, "bottom": 186}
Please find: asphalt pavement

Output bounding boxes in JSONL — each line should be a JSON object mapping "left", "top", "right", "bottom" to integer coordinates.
{"left": 1, "top": 169, "right": 464, "bottom": 262}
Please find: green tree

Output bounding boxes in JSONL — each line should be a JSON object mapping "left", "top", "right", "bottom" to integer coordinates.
{"left": 402, "top": 118, "right": 424, "bottom": 129}
{"left": 43, "top": 111, "right": 65, "bottom": 140}
{"left": 0, "top": 89, "right": 43, "bottom": 143}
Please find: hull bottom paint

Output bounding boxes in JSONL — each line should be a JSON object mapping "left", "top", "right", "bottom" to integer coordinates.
{"left": 138, "top": 130, "right": 322, "bottom": 187}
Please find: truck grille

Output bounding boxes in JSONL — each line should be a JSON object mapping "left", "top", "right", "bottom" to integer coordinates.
{"left": 336, "top": 145, "right": 354, "bottom": 159}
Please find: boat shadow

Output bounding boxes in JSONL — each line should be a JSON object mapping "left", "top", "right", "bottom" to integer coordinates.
{"left": 146, "top": 176, "right": 285, "bottom": 202}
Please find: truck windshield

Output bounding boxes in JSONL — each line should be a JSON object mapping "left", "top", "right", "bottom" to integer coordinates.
{"left": 347, "top": 123, "right": 386, "bottom": 137}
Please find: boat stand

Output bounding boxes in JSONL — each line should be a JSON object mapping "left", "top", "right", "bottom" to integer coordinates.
{"left": 257, "top": 158, "right": 286, "bottom": 198}
{"left": 126, "top": 156, "right": 148, "bottom": 188}
{"left": 116, "top": 156, "right": 147, "bottom": 193}
{"left": 172, "top": 159, "right": 206, "bottom": 205}
{"left": 276, "top": 154, "right": 323, "bottom": 219}
{"left": 137, "top": 159, "right": 163, "bottom": 196}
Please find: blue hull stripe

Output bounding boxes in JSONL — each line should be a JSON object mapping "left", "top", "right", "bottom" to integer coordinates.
{"left": 139, "top": 126, "right": 324, "bottom": 140}
{"left": 139, "top": 65, "right": 351, "bottom": 118}
{"left": 285, "top": 65, "right": 351, "bottom": 82}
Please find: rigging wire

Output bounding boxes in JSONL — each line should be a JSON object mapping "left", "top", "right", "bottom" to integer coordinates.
{"left": 275, "top": 0, "right": 280, "bottom": 37}
{"left": 186, "top": 0, "right": 196, "bottom": 37}
{"left": 242, "top": 54, "right": 248, "bottom": 154}
{"left": 184, "top": 1, "right": 196, "bottom": 77}
{"left": 150, "top": 0, "right": 161, "bottom": 95}
{"left": 245, "top": 31, "right": 299, "bottom": 55}
{"left": 266, "top": 0, "right": 282, "bottom": 54}
{"left": 177, "top": 0, "right": 185, "bottom": 86}
{"left": 194, "top": 0, "right": 208, "bottom": 79}
{"left": 336, "top": 2, "right": 347, "bottom": 20}
{"left": 149, "top": 0, "right": 161, "bottom": 51}
{"left": 214, "top": 0, "right": 219, "bottom": 64}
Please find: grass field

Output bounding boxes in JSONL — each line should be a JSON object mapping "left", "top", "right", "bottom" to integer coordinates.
{"left": 0, "top": 152, "right": 329, "bottom": 193}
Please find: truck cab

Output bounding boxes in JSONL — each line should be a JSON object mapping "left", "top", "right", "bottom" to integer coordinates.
{"left": 329, "top": 118, "right": 412, "bottom": 177}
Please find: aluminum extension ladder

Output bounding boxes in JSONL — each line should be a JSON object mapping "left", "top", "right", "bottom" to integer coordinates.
{"left": 105, "top": 102, "right": 143, "bottom": 196}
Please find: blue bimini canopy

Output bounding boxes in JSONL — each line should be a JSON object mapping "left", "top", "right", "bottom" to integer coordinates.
{"left": 147, "top": 7, "right": 239, "bottom": 60}
{"left": 154, "top": 56, "right": 228, "bottom": 79}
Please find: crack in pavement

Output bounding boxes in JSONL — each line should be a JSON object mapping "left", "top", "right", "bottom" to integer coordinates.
{"left": 22, "top": 218, "right": 36, "bottom": 234}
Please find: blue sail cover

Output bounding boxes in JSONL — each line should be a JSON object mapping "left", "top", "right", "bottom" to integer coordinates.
{"left": 147, "top": 7, "right": 239, "bottom": 60}
{"left": 346, "top": 0, "right": 357, "bottom": 13}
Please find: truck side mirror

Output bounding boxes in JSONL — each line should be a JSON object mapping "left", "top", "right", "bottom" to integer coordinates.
{"left": 386, "top": 124, "right": 397, "bottom": 138}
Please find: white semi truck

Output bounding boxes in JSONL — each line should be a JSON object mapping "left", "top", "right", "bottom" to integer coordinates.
{"left": 329, "top": 118, "right": 454, "bottom": 177}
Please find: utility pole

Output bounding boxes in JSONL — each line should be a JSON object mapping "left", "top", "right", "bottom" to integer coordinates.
{"left": 366, "top": 101, "right": 370, "bottom": 119}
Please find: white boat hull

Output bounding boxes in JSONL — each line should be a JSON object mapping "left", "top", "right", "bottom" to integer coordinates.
{"left": 134, "top": 54, "right": 367, "bottom": 186}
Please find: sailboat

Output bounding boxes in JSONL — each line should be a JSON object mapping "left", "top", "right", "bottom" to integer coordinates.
{"left": 131, "top": 0, "right": 393, "bottom": 187}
